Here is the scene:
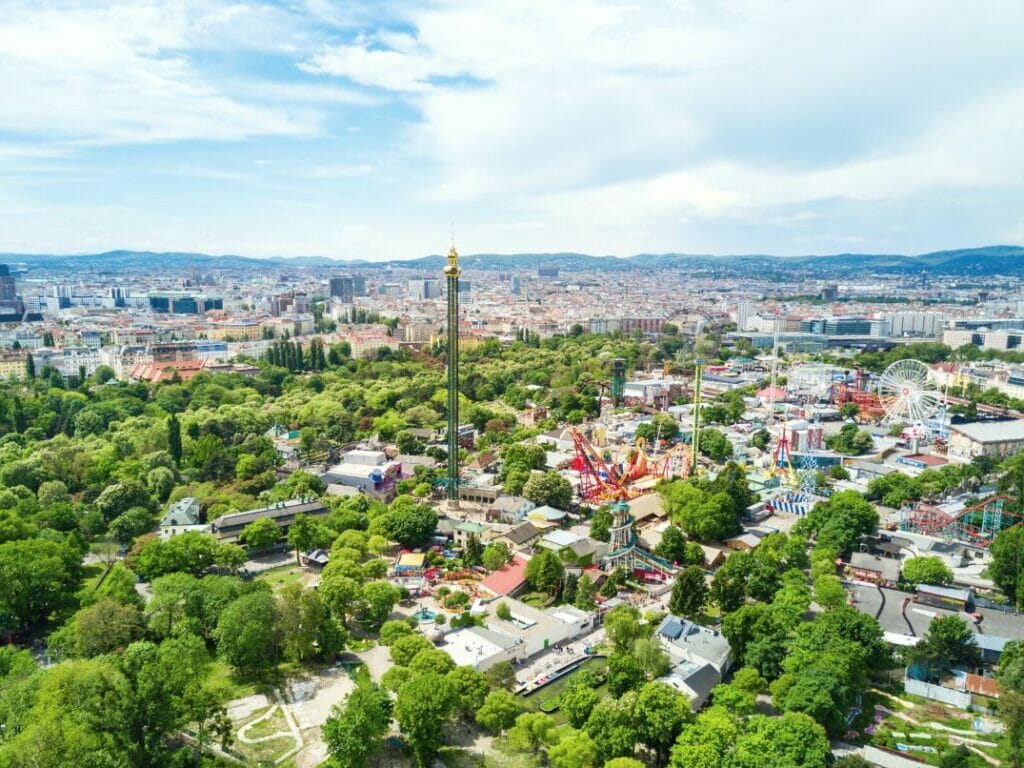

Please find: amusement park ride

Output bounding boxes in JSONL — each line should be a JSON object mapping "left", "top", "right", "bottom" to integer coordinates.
{"left": 564, "top": 358, "right": 713, "bottom": 582}
{"left": 898, "top": 495, "right": 1020, "bottom": 548}
{"left": 570, "top": 429, "right": 691, "bottom": 504}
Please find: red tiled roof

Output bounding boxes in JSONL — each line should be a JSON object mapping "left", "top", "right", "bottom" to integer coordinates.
{"left": 480, "top": 555, "right": 529, "bottom": 596}
{"left": 904, "top": 453, "right": 948, "bottom": 467}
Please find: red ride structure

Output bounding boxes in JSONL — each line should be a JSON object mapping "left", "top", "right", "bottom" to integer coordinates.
{"left": 570, "top": 429, "right": 635, "bottom": 503}
{"left": 830, "top": 367, "right": 885, "bottom": 420}
{"left": 898, "top": 495, "right": 1019, "bottom": 547}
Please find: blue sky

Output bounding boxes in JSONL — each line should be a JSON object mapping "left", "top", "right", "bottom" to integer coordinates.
{"left": 0, "top": 1, "right": 1022, "bottom": 260}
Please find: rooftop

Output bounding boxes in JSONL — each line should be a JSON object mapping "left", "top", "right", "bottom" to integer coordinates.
{"left": 656, "top": 615, "right": 731, "bottom": 671}
{"left": 951, "top": 420, "right": 1024, "bottom": 444}
{"left": 211, "top": 497, "right": 327, "bottom": 530}
{"left": 480, "top": 555, "right": 530, "bottom": 596}
{"left": 916, "top": 583, "right": 973, "bottom": 602}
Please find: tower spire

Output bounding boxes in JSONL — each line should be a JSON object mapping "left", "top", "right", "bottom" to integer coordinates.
{"left": 444, "top": 232, "right": 461, "bottom": 507}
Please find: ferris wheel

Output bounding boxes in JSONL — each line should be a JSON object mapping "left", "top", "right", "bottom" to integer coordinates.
{"left": 877, "top": 359, "right": 940, "bottom": 424}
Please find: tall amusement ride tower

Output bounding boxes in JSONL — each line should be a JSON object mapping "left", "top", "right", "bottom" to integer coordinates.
{"left": 444, "top": 242, "right": 461, "bottom": 506}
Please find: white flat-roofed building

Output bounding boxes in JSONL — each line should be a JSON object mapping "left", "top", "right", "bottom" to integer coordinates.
{"left": 441, "top": 626, "right": 521, "bottom": 671}
{"left": 948, "top": 420, "right": 1024, "bottom": 458}
{"left": 440, "top": 597, "right": 596, "bottom": 670}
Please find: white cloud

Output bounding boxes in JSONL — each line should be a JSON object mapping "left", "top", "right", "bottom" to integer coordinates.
{"left": 299, "top": 0, "right": 1024, "bottom": 254}
{"left": 0, "top": 1, "right": 318, "bottom": 144}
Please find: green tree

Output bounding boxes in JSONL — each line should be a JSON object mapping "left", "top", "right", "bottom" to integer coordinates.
{"left": 278, "top": 585, "right": 345, "bottom": 663}
{"left": 606, "top": 651, "right": 645, "bottom": 696}
{"left": 589, "top": 505, "right": 613, "bottom": 542}
{"left": 393, "top": 672, "right": 455, "bottom": 767}
{"left": 379, "top": 619, "right": 415, "bottom": 646}
{"left": 749, "top": 429, "right": 770, "bottom": 451}
{"left": 445, "top": 666, "right": 490, "bottom": 718}
{"left": 482, "top": 541, "right": 513, "bottom": 571}
{"left": 584, "top": 697, "right": 638, "bottom": 764}
{"left": 669, "top": 705, "right": 740, "bottom": 768}
{"left": 654, "top": 525, "right": 688, "bottom": 563}
{"left": 240, "top": 517, "right": 281, "bottom": 550}
{"left": 0, "top": 538, "right": 78, "bottom": 637}
{"left": 131, "top": 532, "right": 244, "bottom": 580}
{"left": 51, "top": 598, "right": 146, "bottom": 658}
{"left": 522, "top": 471, "right": 573, "bottom": 509}
{"left": 561, "top": 682, "right": 601, "bottom": 728}
{"left": 813, "top": 574, "right": 847, "bottom": 610}
{"left": 475, "top": 688, "right": 522, "bottom": 733}
{"left": 797, "top": 489, "right": 878, "bottom": 554}
{"left": 525, "top": 549, "right": 564, "bottom": 594}
{"left": 697, "top": 428, "right": 733, "bottom": 462}
{"left": 386, "top": 502, "right": 438, "bottom": 547}
{"left": 604, "top": 603, "right": 644, "bottom": 651}
{"left": 167, "top": 414, "right": 182, "bottom": 466}
{"left": 710, "top": 682, "right": 756, "bottom": 716}
{"left": 357, "top": 581, "right": 401, "bottom": 631}
{"left": 214, "top": 590, "right": 280, "bottom": 677}
{"left": 108, "top": 507, "right": 155, "bottom": 547}
{"left": 548, "top": 729, "right": 598, "bottom": 768}
{"left": 485, "top": 660, "right": 517, "bottom": 690}
{"left": 710, "top": 551, "right": 751, "bottom": 613}
{"left": 389, "top": 633, "right": 433, "bottom": 666}
{"left": 575, "top": 573, "right": 598, "bottom": 610}
{"left": 94, "top": 480, "right": 153, "bottom": 521}
{"left": 910, "top": 616, "right": 981, "bottom": 680}
{"left": 463, "top": 534, "right": 483, "bottom": 566}
{"left": 323, "top": 682, "right": 391, "bottom": 768}
{"left": 731, "top": 712, "right": 831, "bottom": 768}
{"left": 287, "top": 513, "right": 318, "bottom": 564}
{"left": 635, "top": 681, "right": 692, "bottom": 766}
{"left": 990, "top": 525, "right": 1024, "bottom": 608}
{"left": 827, "top": 423, "right": 874, "bottom": 455}
{"left": 901, "top": 555, "right": 954, "bottom": 586}
{"left": 669, "top": 565, "right": 708, "bottom": 617}
{"left": 635, "top": 414, "right": 680, "bottom": 443}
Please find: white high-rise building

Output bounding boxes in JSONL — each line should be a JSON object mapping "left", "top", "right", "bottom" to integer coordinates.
{"left": 736, "top": 301, "right": 752, "bottom": 331}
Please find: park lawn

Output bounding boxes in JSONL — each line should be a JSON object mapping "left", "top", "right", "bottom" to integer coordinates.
{"left": 80, "top": 563, "right": 107, "bottom": 593}
{"left": 348, "top": 663, "right": 372, "bottom": 687}
{"left": 348, "top": 638, "right": 376, "bottom": 652}
{"left": 439, "top": 746, "right": 485, "bottom": 767}
{"left": 255, "top": 564, "right": 312, "bottom": 594}
{"left": 518, "top": 591, "right": 550, "bottom": 608}
{"left": 242, "top": 706, "right": 291, "bottom": 741}
{"left": 234, "top": 734, "right": 297, "bottom": 764}
{"left": 205, "top": 658, "right": 259, "bottom": 700}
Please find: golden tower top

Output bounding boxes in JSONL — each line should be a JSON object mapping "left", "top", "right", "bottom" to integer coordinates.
{"left": 443, "top": 243, "right": 461, "bottom": 278}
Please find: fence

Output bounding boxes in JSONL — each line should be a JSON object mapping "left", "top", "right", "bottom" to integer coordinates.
{"left": 903, "top": 677, "right": 971, "bottom": 709}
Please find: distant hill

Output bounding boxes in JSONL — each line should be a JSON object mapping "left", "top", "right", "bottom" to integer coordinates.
{"left": 1, "top": 245, "right": 1021, "bottom": 276}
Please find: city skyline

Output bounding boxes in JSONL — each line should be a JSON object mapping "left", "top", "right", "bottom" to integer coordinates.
{"left": 1, "top": 1, "right": 1022, "bottom": 260}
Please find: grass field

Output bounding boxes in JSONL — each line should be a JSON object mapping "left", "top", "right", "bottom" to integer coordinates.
{"left": 206, "top": 658, "right": 259, "bottom": 700}
{"left": 255, "top": 564, "right": 313, "bottom": 594}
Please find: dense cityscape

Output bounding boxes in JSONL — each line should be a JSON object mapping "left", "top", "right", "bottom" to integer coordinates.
{"left": 0, "top": 243, "right": 1023, "bottom": 768}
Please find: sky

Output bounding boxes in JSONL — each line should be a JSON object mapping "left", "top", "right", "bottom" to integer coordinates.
{"left": 0, "top": 0, "right": 1022, "bottom": 261}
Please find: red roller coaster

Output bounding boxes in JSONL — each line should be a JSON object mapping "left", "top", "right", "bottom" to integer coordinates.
{"left": 898, "top": 494, "right": 1019, "bottom": 547}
